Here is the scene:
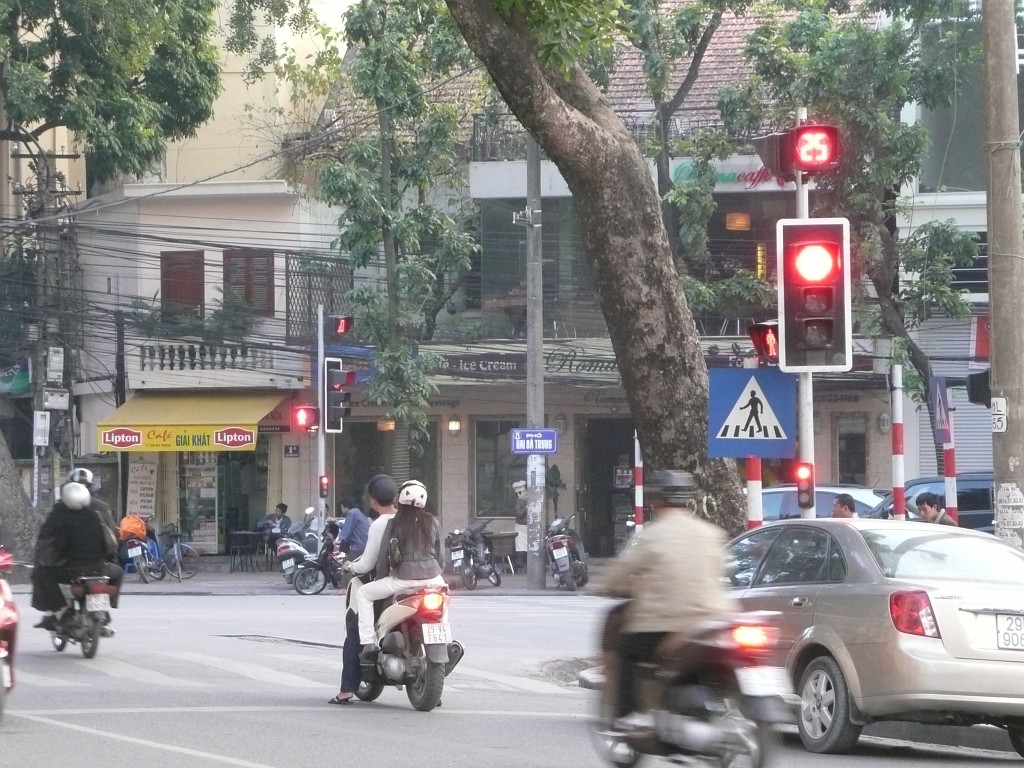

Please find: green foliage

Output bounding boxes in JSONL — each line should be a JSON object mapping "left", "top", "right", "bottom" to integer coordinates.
{"left": 0, "top": 237, "right": 37, "bottom": 364}
{"left": 126, "top": 289, "right": 259, "bottom": 342}
{"left": 0, "top": 0, "right": 222, "bottom": 182}
{"left": 896, "top": 221, "right": 978, "bottom": 328}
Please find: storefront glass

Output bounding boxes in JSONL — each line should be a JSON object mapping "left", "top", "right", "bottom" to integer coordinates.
{"left": 473, "top": 418, "right": 526, "bottom": 517}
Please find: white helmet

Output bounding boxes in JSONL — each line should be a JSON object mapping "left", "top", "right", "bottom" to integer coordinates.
{"left": 65, "top": 467, "right": 95, "bottom": 490}
{"left": 303, "top": 506, "right": 316, "bottom": 518}
{"left": 61, "top": 482, "right": 92, "bottom": 510}
{"left": 398, "top": 479, "right": 428, "bottom": 509}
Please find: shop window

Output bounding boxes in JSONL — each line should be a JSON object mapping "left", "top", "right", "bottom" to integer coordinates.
{"left": 160, "top": 250, "right": 204, "bottom": 319}
{"left": 223, "top": 248, "right": 275, "bottom": 315}
{"left": 834, "top": 414, "right": 867, "bottom": 486}
{"left": 473, "top": 418, "right": 526, "bottom": 517}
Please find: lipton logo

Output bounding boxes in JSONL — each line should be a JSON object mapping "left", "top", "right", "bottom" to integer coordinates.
{"left": 101, "top": 428, "right": 142, "bottom": 448}
{"left": 214, "top": 427, "right": 255, "bottom": 448}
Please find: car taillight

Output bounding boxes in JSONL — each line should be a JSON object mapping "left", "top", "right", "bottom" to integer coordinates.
{"left": 890, "top": 590, "right": 940, "bottom": 638}
{"left": 731, "top": 624, "right": 773, "bottom": 649}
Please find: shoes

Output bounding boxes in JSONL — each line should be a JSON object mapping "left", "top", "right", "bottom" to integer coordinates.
{"left": 613, "top": 712, "right": 655, "bottom": 731}
{"left": 328, "top": 692, "right": 355, "bottom": 705}
{"left": 34, "top": 615, "right": 58, "bottom": 631}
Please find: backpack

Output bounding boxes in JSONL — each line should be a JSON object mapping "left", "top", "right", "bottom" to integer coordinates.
{"left": 119, "top": 514, "right": 147, "bottom": 542}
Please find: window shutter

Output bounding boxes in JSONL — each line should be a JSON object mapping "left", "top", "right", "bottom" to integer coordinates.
{"left": 223, "top": 248, "right": 274, "bottom": 315}
{"left": 160, "top": 251, "right": 204, "bottom": 316}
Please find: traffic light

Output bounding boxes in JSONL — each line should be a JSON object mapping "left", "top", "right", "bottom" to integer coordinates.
{"left": 330, "top": 314, "right": 354, "bottom": 337}
{"left": 319, "top": 475, "right": 330, "bottom": 499}
{"left": 753, "top": 124, "right": 841, "bottom": 180}
{"left": 292, "top": 404, "right": 319, "bottom": 432}
{"left": 795, "top": 462, "right": 815, "bottom": 509}
{"left": 966, "top": 369, "right": 991, "bottom": 407}
{"left": 748, "top": 320, "right": 780, "bottom": 364}
{"left": 323, "top": 357, "right": 355, "bottom": 433}
{"left": 776, "top": 217, "right": 852, "bottom": 373}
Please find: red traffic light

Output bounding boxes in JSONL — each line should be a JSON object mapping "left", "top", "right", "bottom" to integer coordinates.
{"left": 331, "top": 315, "right": 354, "bottom": 336}
{"left": 748, "top": 321, "right": 780, "bottom": 364}
{"left": 794, "top": 462, "right": 815, "bottom": 509}
{"left": 292, "top": 405, "right": 319, "bottom": 431}
{"left": 793, "top": 241, "right": 840, "bottom": 283}
{"left": 795, "top": 463, "right": 812, "bottom": 482}
{"left": 790, "top": 125, "right": 840, "bottom": 174}
{"left": 319, "top": 475, "right": 330, "bottom": 499}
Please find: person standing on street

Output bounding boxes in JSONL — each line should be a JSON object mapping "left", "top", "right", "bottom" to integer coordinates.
{"left": 831, "top": 493, "right": 858, "bottom": 519}
{"left": 917, "top": 492, "right": 958, "bottom": 526}
{"left": 338, "top": 496, "right": 369, "bottom": 560}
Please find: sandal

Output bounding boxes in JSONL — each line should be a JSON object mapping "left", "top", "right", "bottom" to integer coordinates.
{"left": 328, "top": 693, "right": 354, "bottom": 705}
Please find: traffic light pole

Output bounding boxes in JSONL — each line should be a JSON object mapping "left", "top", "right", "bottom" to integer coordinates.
{"left": 317, "top": 303, "right": 327, "bottom": 523}
{"left": 794, "top": 108, "right": 816, "bottom": 520}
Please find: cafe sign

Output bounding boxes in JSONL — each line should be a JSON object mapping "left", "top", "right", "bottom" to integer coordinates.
{"left": 98, "top": 424, "right": 258, "bottom": 452}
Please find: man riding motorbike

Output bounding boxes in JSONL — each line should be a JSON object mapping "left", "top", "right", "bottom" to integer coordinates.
{"left": 31, "top": 480, "right": 124, "bottom": 632}
{"left": 590, "top": 469, "right": 736, "bottom": 730}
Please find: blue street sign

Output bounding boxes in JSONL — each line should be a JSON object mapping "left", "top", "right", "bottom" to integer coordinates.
{"left": 708, "top": 368, "right": 797, "bottom": 458}
{"left": 510, "top": 428, "right": 558, "bottom": 455}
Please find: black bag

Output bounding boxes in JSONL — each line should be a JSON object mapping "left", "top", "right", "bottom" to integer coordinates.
{"left": 375, "top": 518, "right": 397, "bottom": 578}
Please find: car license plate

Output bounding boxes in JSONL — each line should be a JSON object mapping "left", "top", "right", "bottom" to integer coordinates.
{"left": 553, "top": 547, "right": 569, "bottom": 560}
{"left": 422, "top": 622, "right": 451, "bottom": 645}
{"left": 127, "top": 546, "right": 143, "bottom": 558}
{"left": 736, "top": 666, "right": 792, "bottom": 697}
{"left": 85, "top": 593, "right": 110, "bottom": 612}
{"left": 996, "top": 614, "right": 1024, "bottom": 649}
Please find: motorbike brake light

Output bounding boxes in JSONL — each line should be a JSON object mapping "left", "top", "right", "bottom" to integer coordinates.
{"left": 551, "top": 540, "right": 566, "bottom": 549}
{"left": 420, "top": 592, "right": 445, "bottom": 612}
{"left": 731, "top": 624, "right": 773, "bottom": 649}
{"left": 889, "top": 590, "right": 940, "bottom": 638}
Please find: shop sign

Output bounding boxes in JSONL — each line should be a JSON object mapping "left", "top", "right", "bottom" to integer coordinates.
{"left": 97, "top": 424, "right": 259, "bottom": 451}
{"left": 126, "top": 463, "right": 157, "bottom": 517}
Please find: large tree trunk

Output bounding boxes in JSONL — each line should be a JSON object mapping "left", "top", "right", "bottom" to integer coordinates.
{"left": 0, "top": 428, "right": 40, "bottom": 583}
{"left": 445, "top": 0, "right": 745, "bottom": 532}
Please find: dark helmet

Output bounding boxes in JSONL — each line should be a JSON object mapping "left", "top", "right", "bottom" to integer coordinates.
{"left": 646, "top": 469, "right": 697, "bottom": 507}
{"left": 366, "top": 474, "right": 398, "bottom": 505}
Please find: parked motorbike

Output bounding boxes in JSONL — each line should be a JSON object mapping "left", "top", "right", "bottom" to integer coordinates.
{"left": 294, "top": 538, "right": 348, "bottom": 595}
{"left": 0, "top": 547, "right": 18, "bottom": 723}
{"left": 445, "top": 519, "right": 501, "bottom": 590}
{"left": 546, "top": 514, "right": 588, "bottom": 591}
{"left": 351, "top": 575, "right": 465, "bottom": 711}
{"left": 50, "top": 575, "right": 114, "bottom": 659}
{"left": 591, "top": 604, "right": 796, "bottom": 768}
{"left": 276, "top": 535, "right": 317, "bottom": 584}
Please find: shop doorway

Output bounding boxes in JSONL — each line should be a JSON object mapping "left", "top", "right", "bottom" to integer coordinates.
{"left": 577, "top": 418, "right": 635, "bottom": 557}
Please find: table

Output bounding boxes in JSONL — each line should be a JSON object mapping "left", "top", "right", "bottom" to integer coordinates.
{"left": 228, "top": 531, "right": 265, "bottom": 572}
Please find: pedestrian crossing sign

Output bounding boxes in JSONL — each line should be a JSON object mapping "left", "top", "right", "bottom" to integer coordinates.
{"left": 708, "top": 368, "right": 797, "bottom": 458}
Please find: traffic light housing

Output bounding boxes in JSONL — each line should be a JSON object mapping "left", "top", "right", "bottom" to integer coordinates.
{"left": 323, "top": 357, "right": 355, "bottom": 433}
{"left": 330, "top": 314, "right": 354, "bottom": 337}
{"left": 776, "top": 218, "right": 852, "bottom": 373}
{"left": 748, "top": 320, "right": 780, "bottom": 364}
{"left": 292, "top": 404, "right": 319, "bottom": 432}
{"left": 319, "top": 475, "right": 330, "bottom": 499}
{"left": 753, "top": 124, "right": 841, "bottom": 180}
{"left": 966, "top": 369, "right": 991, "bottom": 407}
{"left": 795, "top": 462, "right": 815, "bottom": 509}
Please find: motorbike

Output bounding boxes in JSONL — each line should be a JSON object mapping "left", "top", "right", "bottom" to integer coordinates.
{"left": 51, "top": 575, "right": 115, "bottom": 659}
{"left": 591, "top": 605, "right": 797, "bottom": 768}
{"left": 546, "top": 514, "right": 588, "bottom": 591}
{"left": 444, "top": 519, "right": 501, "bottom": 590}
{"left": 276, "top": 534, "right": 317, "bottom": 584}
{"left": 350, "top": 575, "right": 465, "bottom": 711}
{"left": 0, "top": 547, "right": 18, "bottom": 723}
{"left": 294, "top": 538, "right": 348, "bottom": 595}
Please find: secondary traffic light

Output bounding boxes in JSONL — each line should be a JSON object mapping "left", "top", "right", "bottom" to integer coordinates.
{"left": 319, "top": 475, "right": 330, "bottom": 499}
{"left": 776, "top": 218, "right": 852, "bottom": 373}
{"left": 323, "top": 357, "right": 355, "bottom": 433}
{"left": 795, "top": 462, "right": 815, "bottom": 509}
{"left": 748, "top": 320, "right": 780, "bottom": 364}
{"left": 292, "top": 405, "right": 319, "bottom": 432}
{"left": 330, "top": 314, "right": 354, "bottom": 337}
{"left": 753, "top": 124, "right": 841, "bottom": 180}
{"left": 966, "top": 369, "right": 991, "bottom": 407}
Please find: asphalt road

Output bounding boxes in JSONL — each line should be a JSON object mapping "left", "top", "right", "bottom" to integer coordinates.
{"left": 2, "top": 588, "right": 1021, "bottom": 767}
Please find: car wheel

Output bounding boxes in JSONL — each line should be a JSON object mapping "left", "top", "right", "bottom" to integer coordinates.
{"left": 797, "top": 656, "right": 862, "bottom": 754}
{"left": 1008, "top": 726, "right": 1024, "bottom": 758}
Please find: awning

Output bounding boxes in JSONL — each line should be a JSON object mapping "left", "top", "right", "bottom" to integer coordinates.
{"left": 96, "top": 392, "right": 285, "bottom": 452}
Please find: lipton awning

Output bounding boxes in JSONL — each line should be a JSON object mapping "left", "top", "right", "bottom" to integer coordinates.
{"left": 96, "top": 392, "right": 284, "bottom": 452}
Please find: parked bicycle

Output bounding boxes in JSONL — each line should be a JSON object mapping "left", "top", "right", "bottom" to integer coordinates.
{"left": 141, "top": 525, "right": 199, "bottom": 583}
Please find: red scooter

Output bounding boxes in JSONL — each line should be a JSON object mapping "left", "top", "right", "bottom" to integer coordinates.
{"left": 0, "top": 547, "right": 18, "bottom": 723}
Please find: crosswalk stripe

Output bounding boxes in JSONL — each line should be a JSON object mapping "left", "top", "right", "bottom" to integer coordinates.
{"left": 14, "top": 670, "right": 89, "bottom": 688}
{"left": 160, "top": 651, "right": 322, "bottom": 688}
{"left": 456, "top": 666, "right": 570, "bottom": 694}
{"left": 75, "top": 658, "right": 213, "bottom": 687}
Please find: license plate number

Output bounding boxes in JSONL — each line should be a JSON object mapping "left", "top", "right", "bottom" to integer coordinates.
{"left": 450, "top": 549, "right": 463, "bottom": 560}
{"left": 422, "top": 622, "right": 452, "bottom": 645}
{"left": 736, "top": 666, "right": 792, "bottom": 697}
{"left": 127, "top": 546, "right": 142, "bottom": 558}
{"left": 282, "top": 562, "right": 295, "bottom": 574}
{"left": 85, "top": 593, "right": 110, "bottom": 612}
{"left": 996, "top": 614, "right": 1024, "bottom": 649}
{"left": 553, "top": 547, "right": 568, "bottom": 560}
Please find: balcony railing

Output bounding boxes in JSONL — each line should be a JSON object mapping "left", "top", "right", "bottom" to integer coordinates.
{"left": 138, "top": 340, "right": 276, "bottom": 372}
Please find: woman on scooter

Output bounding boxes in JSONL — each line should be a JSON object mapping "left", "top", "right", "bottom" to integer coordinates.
{"left": 353, "top": 479, "right": 445, "bottom": 657}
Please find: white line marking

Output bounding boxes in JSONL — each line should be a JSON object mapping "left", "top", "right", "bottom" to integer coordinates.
{"left": 13, "top": 670, "right": 89, "bottom": 688}
{"left": 456, "top": 666, "right": 570, "bottom": 694}
{"left": 74, "top": 657, "right": 213, "bottom": 687}
{"left": 159, "top": 650, "right": 322, "bottom": 688}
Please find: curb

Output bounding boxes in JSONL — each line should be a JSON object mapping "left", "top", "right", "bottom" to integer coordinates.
{"left": 575, "top": 667, "right": 1012, "bottom": 753}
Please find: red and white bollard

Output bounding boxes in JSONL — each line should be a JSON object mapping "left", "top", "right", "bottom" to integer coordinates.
{"left": 633, "top": 431, "right": 644, "bottom": 534}
{"left": 746, "top": 457, "right": 763, "bottom": 529}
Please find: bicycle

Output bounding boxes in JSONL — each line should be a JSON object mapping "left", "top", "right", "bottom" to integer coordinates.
{"left": 147, "top": 525, "right": 199, "bottom": 582}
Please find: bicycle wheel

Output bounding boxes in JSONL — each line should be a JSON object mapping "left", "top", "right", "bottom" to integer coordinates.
{"left": 133, "top": 555, "right": 150, "bottom": 584}
{"left": 177, "top": 545, "right": 199, "bottom": 579}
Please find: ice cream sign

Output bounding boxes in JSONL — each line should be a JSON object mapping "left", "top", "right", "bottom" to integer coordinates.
{"left": 98, "top": 425, "right": 258, "bottom": 451}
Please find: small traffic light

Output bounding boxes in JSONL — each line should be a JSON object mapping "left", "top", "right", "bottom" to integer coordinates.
{"left": 753, "top": 124, "right": 840, "bottom": 180}
{"left": 323, "top": 357, "right": 355, "bottom": 433}
{"left": 966, "top": 369, "right": 991, "bottom": 407}
{"left": 330, "top": 315, "right": 354, "bottom": 336}
{"left": 776, "top": 218, "right": 852, "bottom": 373}
{"left": 748, "top": 320, "right": 780, "bottom": 364}
{"left": 292, "top": 404, "right": 319, "bottom": 432}
{"left": 319, "top": 475, "right": 330, "bottom": 499}
{"left": 795, "top": 462, "right": 815, "bottom": 509}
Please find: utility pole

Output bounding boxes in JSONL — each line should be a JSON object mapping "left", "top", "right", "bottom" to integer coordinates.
{"left": 985, "top": 3, "right": 1024, "bottom": 548}
{"left": 115, "top": 309, "right": 127, "bottom": 513}
{"left": 516, "top": 135, "right": 546, "bottom": 589}
{"left": 793, "top": 107, "right": 816, "bottom": 520}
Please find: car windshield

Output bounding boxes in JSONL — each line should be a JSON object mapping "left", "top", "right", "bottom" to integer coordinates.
{"left": 862, "top": 529, "right": 1024, "bottom": 582}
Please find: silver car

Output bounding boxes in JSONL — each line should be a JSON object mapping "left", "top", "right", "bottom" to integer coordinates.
{"left": 724, "top": 518, "right": 1024, "bottom": 755}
